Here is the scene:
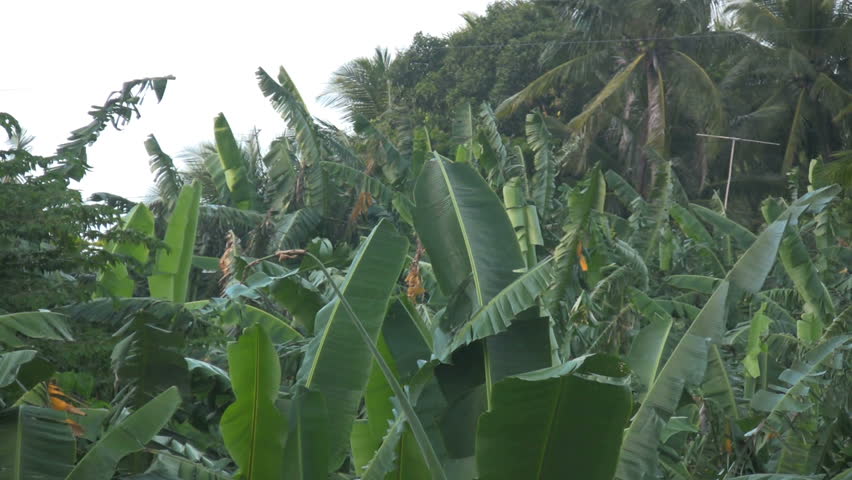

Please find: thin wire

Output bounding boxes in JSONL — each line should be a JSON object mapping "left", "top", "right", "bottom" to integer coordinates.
{"left": 429, "top": 26, "right": 847, "bottom": 51}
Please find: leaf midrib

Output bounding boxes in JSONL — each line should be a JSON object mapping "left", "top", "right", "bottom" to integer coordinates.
{"left": 535, "top": 380, "right": 563, "bottom": 478}
{"left": 304, "top": 228, "right": 373, "bottom": 387}
{"left": 247, "top": 331, "right": 261, "bottom": 479}
{"left": 450, "top": 258, "right": 552, "bottom": 348}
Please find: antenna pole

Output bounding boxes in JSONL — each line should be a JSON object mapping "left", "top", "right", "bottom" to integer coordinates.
{"left": 696, "top": 134, "right": 781, "bottom": 212}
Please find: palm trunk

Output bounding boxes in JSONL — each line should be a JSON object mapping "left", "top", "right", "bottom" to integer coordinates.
{"left": 618, "top": 91, "right": 638, "bottom": 180}
{"left": 637, "top": 54, "right": 665, "bottom": 196}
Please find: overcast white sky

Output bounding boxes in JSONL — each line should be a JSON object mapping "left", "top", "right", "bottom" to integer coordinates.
{"left": 2, "top": 0, "right": 493, "bottom": 200}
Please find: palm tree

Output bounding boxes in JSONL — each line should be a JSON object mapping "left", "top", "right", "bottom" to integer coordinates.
{"left": 318, "top": 47, "right": 395, "bottom": 131}
{"left": 727, "top": 0, "right": 852, "bottom": 173}
{"left": 497, "top": 0, "right": 729, "bottom": 195}
{"left": 144, "top": 128, "right": 267, "bottom": 259}
{"left": 140, "top": 66, "right": 402, "bottom": 263}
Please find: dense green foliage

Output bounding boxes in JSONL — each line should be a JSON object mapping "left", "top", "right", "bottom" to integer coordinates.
{"left": 0, "top": 78, "right": 171, "bottom": 311}
{"left": 1, "top": 1, "right": 851, "bottom": 480}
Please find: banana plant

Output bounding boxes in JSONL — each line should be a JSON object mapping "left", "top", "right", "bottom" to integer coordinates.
{"left": 220, "top": 325, "right": 286, "bottom": 479}
{"left": 295, "top": 220, "right": 409, "bottom": 470}
{"left": 147, "top": 181, "right": 202, "bottom": 303}
{"left": 615, "top": 185, "right": 840, "bottom": 480}
{"left": 213, "top": 113, "right": 258, "bottom": 211}
{"left": 0, "top": 405, "right": 76, "bottom": 478}
{"left": 95, "top": 203, "right": 155, "bottom": 298}
{"left": 66, "top": 387, "right": 182, "bottom": 480}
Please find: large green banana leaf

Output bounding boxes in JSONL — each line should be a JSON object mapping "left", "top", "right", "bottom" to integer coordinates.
{"left": 605, "top": 169, "right": 643, "bottom": 211}
{"left": 148, "top": 181, "right": 201, "bottom": 303}
{"left": 668, "top": 204, "right": 712, "bottom": 244}
{"left": 690, "top": 203, "right": 756, "bottom": 248}
{"left": 364, "top": 335, "right": 398, "bottom": 449}
{"left": 443, "top": 258, "right": 553, "bottom": 359}
{"left": 413, "top": 154, "right": 524, "bottom": 307}
{"left": 503, "top": 177, "right": 542, "bottom": 268}
{"left": 283, "top": 386, "right": 329, "bottom": 480}
{"left": 0, "top": 350, "right": 45, "bottom": 389}
{"left": 350, "top": 300, "right": 438, "bottom": 477}
{"left": 67, "top": 387, "right": 182, "bottom": 480}
{"left": 703, "top": 345, "right": 739, "bottom": 419}
{"left": 355, "top": 359, "right": 444, "bottom": 480}
{"left": 296, "top": 220, "right": 409, "bottom": 470}
{"left": 351, "top": 420, "right": 375, "bottom": 473}
{"left": 354, "top": 304, "right": 434, "bottom": 477}
{"left": 214, "top": 113, "right": 256, "bottom": 210}
{"left": 669, "top": 203, "right": 725, "bottom": 274}
{"left": 382, "top": 298, "right": 433, "bottom": 378}
{"left": 625, "top": 292, "right": 673, "bottom": 393}
{"left": 615, "top": 186, "right": 837, "bottom": 480}
{"left": 413, "top": 155, "right": 549, "bottom": 386}
{"left": 476, "top": 354, "right": 631, "bottom": 479}
{"left": 0, "top": 405, "right": 76, "bottom": 479}
{"left": 96, "top": 203, "right": 155, "bottom": 298}
{"left": 220, "top": 324, "right": 286, "bottom": 480}
{"left": 0, "top": 311, "right": 73, "bottom": 348}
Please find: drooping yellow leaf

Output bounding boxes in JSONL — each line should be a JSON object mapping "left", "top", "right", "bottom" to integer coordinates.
{"left": 577, "top": 241, "right": 589, "bottom": 272}
{"left": 48, "top": 383, "right": 87, "bottom": 416}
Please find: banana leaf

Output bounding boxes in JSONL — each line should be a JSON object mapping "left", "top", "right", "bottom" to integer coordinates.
{"left": 0, "top": 405, "right": 76, "bottom": 479}
{"left": 148, "top": 181, "right": 202, "bottom": 303}
{"left": 442, "top": 258, "right": 553, "bottom": 359}
{"left": 214, "top": 113, "right": 256, "bottom": 210}
{"left": 0, "top": 311, "right": 73, "bottom": 348}
{"left": 413, "top": 155, "right": 550, "bottom": 392}
{"left": 615, "top": 187, "right": 836, "bottom": 480}
{"left": 282, "top": 387, "right": 329, "bottom": 480}
{"left": 67, "top": 387, "right": 182, "bottom": 480}
{"left": 476, "top": 354, "right": 631, "bottom": 479}
{"left": 703, "top": 345, "right": 739, "bottom": 419}
{"left": 96, "top": 203, "right": 155, "bottom": 298}
{"left": 296, "top": 220, "right": 409, "bottom": 470}
{"left": 220, "top": 325, "right": 286, "bottom": 480}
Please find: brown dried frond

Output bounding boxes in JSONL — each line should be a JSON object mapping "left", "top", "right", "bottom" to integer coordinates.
{"left": 219, "top": 230, "right": 241, "bottom": 291}
{"left": 348, "top": 191, "right": 374, "bottom": 227}
{"left": 274, "top": 249, "right": 307, "bottom": 262}
{"left": 406, "top": 239, "right": 426, "bottom": 303}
